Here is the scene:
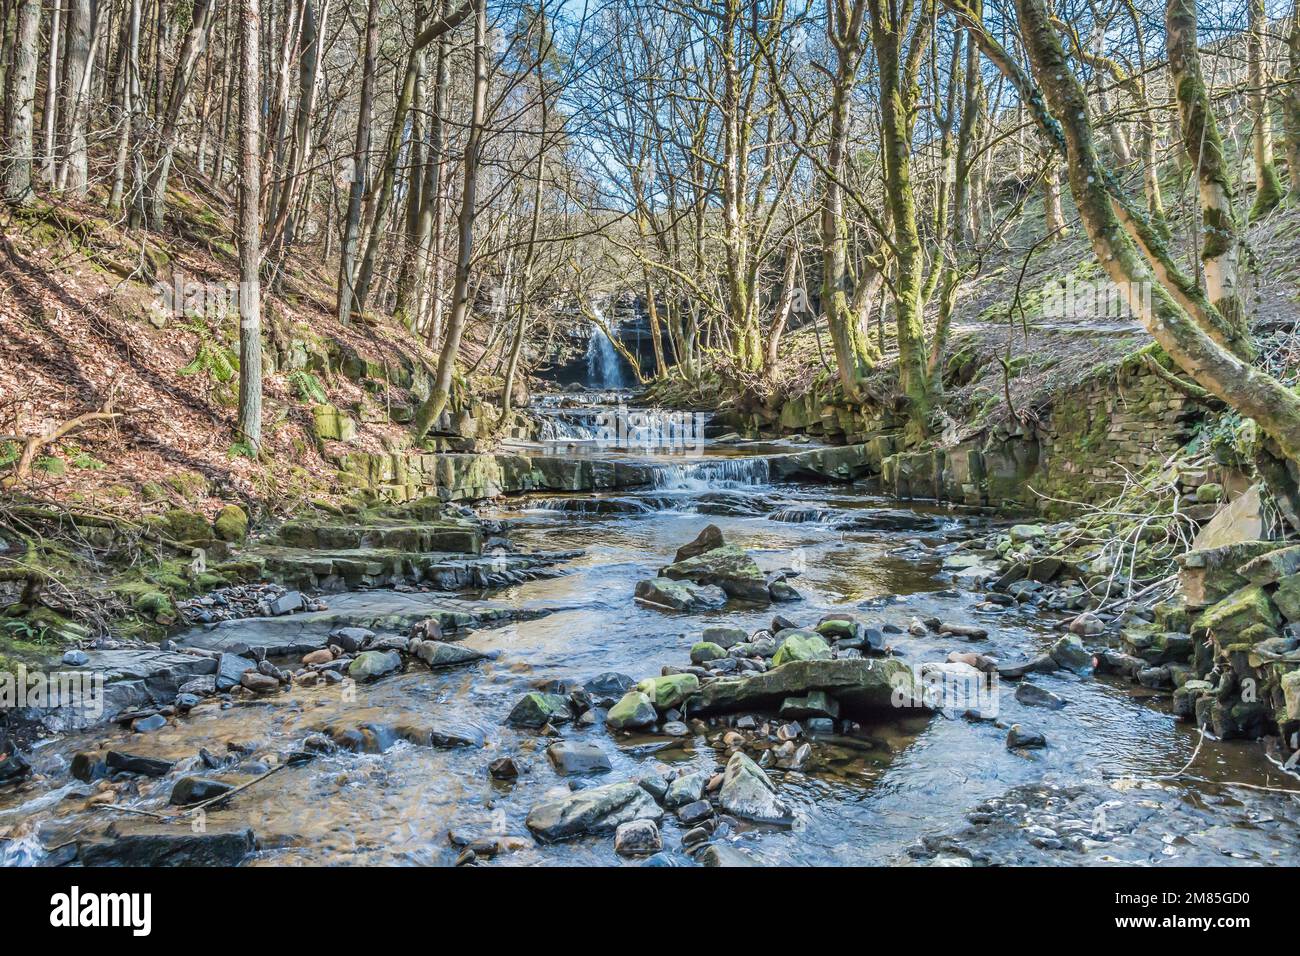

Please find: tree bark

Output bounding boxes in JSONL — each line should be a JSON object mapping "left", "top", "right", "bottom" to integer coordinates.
{"left": 3, "top": 0, "right": 41, "bottom": 205}
{"left": 412, "top": 0, "right": 485, "bottom": 440}
{"left": 236, "top": 0, "right": 263, "bottom": 451}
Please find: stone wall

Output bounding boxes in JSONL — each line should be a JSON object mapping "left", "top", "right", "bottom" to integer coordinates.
{"left": 877, "top": 360, "right": 1201, "bottom": 514}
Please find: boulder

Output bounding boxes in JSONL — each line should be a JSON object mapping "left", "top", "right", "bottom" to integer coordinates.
{"left": 1195, "top": 585, "right": 1280, "bottom": 646}
{"left": 771, "top": 630, "right": 832, "bottom": 667}
{"left": 415, "top": 642, "right": 490, "bottom": 669}
{"left": 79, "top": 822, "right": 255, "bottom": 866}
{"left": 636, "top": 673, "right": 700, "bottom": 711}
{"left": 614, "top": 819, "right": 663, "bottom": 857}
{"left": 690, "top": 641, "right": 728, "bottom": 664}
{"left": 1191, "top": 484, "right": 1265, "bottom": 550}
{"left": 348, "top": 650, "right": 402, "bottom": 681}
{"left": 1049, "top": 635, "right": 1092, "bottom": 674}
{"left": 634, "top": 578, "right": 727, "bottom": 611}
{"left": 169, "top": 776, "right": 235, "bottom": 806}
{"left": 1006, "top": 724, "right": 1046, "bottom": 749}
{"left": 213, "top": 505, "right": 249, "bottom": 542}
{"left": 546, "top": 741, "right": 612, "bottom": 775}
{"left": 718, "top": 751, "right": 792, "bottom": 824}
{"left": 1273, "top": 574, "right": 1300, "bottom": 622}
{"left": 664, "top": 770, "right": 710, "bottom": 810}
{"left": 778, "top": 691, "right": 840, "bottom": 720}
{"left": 1237, "top": 544, "right": 1300, "bottom": 586}
{"left": 693, "top": 658, "right": 922, "bottom": 718}
{"left": 1176, "top": 541, "right": 1281, "bottom": 608}
{"left": 583, "top": 672, "right": 636, "bottom": 707}
{"left": 702, "top": 626, "right": 747, "bottom": 649}
{"left": 660, "top": 544, "right": 771, "bottom": 603}
{"left": 506, "top": 692, "right": 573, "bottom": 728}
{"left": 606, "top": 691, "right": 657, "bottom": 730}
{"left": 525, "top": 780, "right": 664, "bottom": 842}
{"left": 675, "top": 524, "right": 724, "bottom": 562}
{"left": 1014, "top": 683, "right": 1065, "bottom": 710}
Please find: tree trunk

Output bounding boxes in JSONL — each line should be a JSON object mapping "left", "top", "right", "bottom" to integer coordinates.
{"left": 413, "top": 0, "right": 485, "bottom": 441}
{"left": 1007, "top": 0, "right": 1300, "bottom": 462}
{"left": 1249, "top": 0, "right": 1281, "bottom": 218}
{"left": 59, "top": 0, "right": 93, "bottom": 197}
{"left": 1288, "top": 0, "right": 1300, "bottom": 199}
{"left": 41, "top": 0, "right": 61, "bottom": 183}
{"left": 1166, "top": 0, "right": 1253, "bottom": 357}
{"left": 236, "top": 0, "right": 263, "bottom": 451}
{"left": 335, "top": 0, "right": 379, "bottom": 325}
{"left": 140, "top": 0, "right": 217, "bottom": 230}
{"left": 3, "top": 0, "right": 41, "bottom": 205}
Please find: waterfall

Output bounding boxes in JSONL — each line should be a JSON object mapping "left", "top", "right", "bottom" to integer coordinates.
{"left": 585, "top": 311, "right": 627, "bottom": 389}
{"left": 651, "top": 457, "right": 772, "bottom": 490}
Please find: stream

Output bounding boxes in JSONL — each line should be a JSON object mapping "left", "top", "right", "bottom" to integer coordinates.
{"left": 3, "top": 392, "right": 1299, "bottom": 867}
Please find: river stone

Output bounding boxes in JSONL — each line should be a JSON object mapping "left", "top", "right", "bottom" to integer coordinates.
{"left": 78, "top": 822, "right": 256, "bottom": 866}
{"left": 703, "top": 626, "right": 747, "bottom": 648}
{"left": 634, "top": 578, "right": 726, "bottom": 611}
{"left": 614, "top": 819, "right": 663, "bottom": 857}
{"left": 690, "top": 641, "right": 727, "bottom": 664}
{"left": 348, "top": 650, "right": 403, "bottom": 681}
{"left": 664, "top": 770, "right": 710, "bottom": 809}
{"left": 240, "top": 671, "right": 280, "bottom": 694}
{"left": 996, "top": 654, "right": 1058, "bottom": 680}
{"left": 674, "top": 524, "right": 724, "bottom": 562}
{"left": 507, "top": 692, "right": 573, "bottom": 728}
{"left": 607, "top": 691, "right": 657, "bottom": 729}
{"left": 525, "top": 780, "right": 664, "bottom": 842}
{"left": 1049, "top": 635, "right": 1092, "bottom": 674}
{"left": 697, "top": 842, "right": 758, "bottom": 867}
{"left": 778, "top": 690, "right": 839, "bottom": 720}
{"left": 694, "top": 658, "right": 923, "bottom": 717}
{"left": 105, "top": 751, "right": 174, "bottom": 778}
{"left": 1283, "top": 671, "right": 1300, "bottom": 721}
{"left": 416, "top": 641, "right": 490, "bottom": 669}
{"left": 661, "top": 545, "right": 771, "bottom": 603}
{"left": 1006, "top": 724, "right": 1047, "bottom": 749}
{"left": 636, "top": 673, "right": 700, "bottom": 711}
{"left": 329, "top": 626, "right": 374, "bottom": 652}
{"left": 1173, "top": 680, "right": 1214, "bottom": 721}
{"left": 718, "top": 751, "right": 792, "bottom": 824}
{"left": 814, "top": 614, "right": 863, "bottom": 641}
{"left": 170, "top": 776, "right": 235, "bottom": 806}
{"left": 547, "top": 741, "right": 612, "bottom": 775}
{"left": 584, "top": 672, "right": 635, "bottom": 707}
{"left": 216, "top": 652, "right": 256, "bottom": 691}
{"left": 1015, "top": 683, "right": 1065, "bottom": 710}
{"left": 771, "top": 630, "right": 832, "bottom": 667}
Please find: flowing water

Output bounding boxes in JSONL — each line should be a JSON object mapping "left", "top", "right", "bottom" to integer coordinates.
{"left": 2, "top": 394, "right": 1298, "bottom": 867}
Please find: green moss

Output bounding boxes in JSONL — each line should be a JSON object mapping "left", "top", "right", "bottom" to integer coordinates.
{"left": 213, "top": 504, "right": 249, "bottom": 542}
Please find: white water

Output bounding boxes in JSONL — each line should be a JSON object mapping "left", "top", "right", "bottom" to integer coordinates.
{"left": 585, "top": 314, "right": 628, "bottom": 389}
{"left": 651, "top": 456, "right": 772, "bottom": 490}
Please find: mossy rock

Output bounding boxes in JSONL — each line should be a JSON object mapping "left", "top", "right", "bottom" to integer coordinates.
{"left": 1195, "top": 585, "right": 1279, "bottom": 647}
{"left": 772, "top": 630, "right": 832, "bottom": 667}
{"left": 164, "top": 508, "right": 212, "bottom": 545}
{"left": 164, "top": 470, "right": 209, "bottom": 500}
{"left": 213, "top": 504, "right": 249, "bottom": 542}
{"left": 141, "top": 481, "right": 170, "bottom": 503}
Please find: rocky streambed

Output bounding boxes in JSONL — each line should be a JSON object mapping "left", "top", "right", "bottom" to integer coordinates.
{"left": 3, "top": 430, "right": 1300, "bottom": 867}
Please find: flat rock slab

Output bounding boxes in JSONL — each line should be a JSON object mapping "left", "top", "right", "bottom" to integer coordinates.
{"left": 77, "top": 822, "right": 256, "bottom": 866}
{"left": 175, "top": 592, "right": 536, "bottom": 657}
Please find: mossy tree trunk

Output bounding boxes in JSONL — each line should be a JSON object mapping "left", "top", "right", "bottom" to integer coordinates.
{"left": 868, "top": 0, "right": 935, "bottom": 438}
{"left": 998, "top": 0, "right": 1300, "bottom": 462}
{"left": 1248, "top": 0, "right": 1282, "bottom": 219}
